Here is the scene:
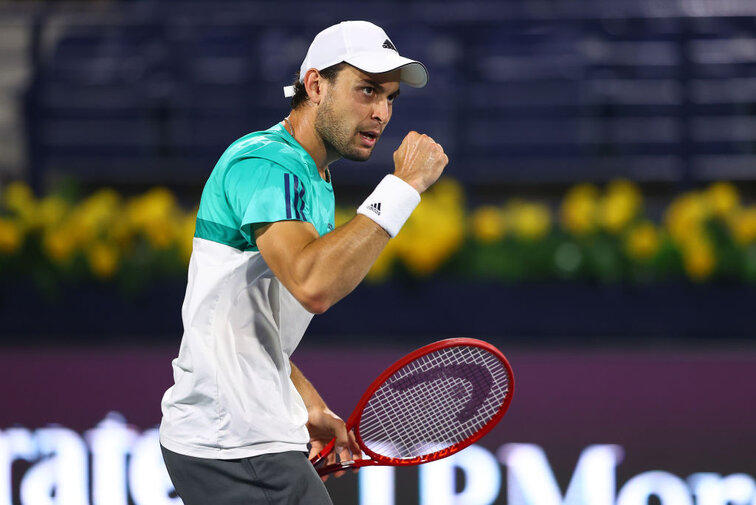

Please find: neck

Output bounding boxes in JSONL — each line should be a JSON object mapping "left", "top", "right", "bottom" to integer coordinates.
{"left": 285, "top": 107, "right": 340, "bottom": 180}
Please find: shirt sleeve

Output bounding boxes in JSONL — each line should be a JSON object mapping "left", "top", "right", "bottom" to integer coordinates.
{"left": 224, "top": 157, "right": 310, "bottom": 246}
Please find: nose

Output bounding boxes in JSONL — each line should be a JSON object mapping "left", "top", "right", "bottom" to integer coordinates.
{"left": 372, "top": 98, "right": 390, "bottom": 123}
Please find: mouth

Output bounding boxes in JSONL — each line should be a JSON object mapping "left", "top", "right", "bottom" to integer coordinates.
{"left": 358, "top": 131, "right": 379, "bottom": 147}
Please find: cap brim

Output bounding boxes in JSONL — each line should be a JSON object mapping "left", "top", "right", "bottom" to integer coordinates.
{"left": 345, "top": 52, "right": 429, "bottom": 88}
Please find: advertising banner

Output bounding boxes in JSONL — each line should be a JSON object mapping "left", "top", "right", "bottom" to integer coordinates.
{"left": 1, "top": 342, "right": 754, "bottom": 505}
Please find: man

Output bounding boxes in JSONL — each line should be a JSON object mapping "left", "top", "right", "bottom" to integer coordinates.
{"left": 159, "top": 20, "right": 447, "bottom": 505}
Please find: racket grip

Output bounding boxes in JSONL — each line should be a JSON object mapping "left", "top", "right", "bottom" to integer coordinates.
{"left": 317, "top": 460, "right": 355, "bottom": 477}
{"left": 309, "top": 438, "right": 337, "bottom": 467}
{"left": 316, "top": 458, "right": 375, "bottom": 476}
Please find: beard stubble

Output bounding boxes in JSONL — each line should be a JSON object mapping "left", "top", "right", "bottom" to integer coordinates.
{"left": 314, "top": 93, "right": 372, "bottom": 162}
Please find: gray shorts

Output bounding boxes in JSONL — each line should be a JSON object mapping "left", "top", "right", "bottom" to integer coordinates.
{"left": 161, "top": 445, "right": 333, "bottom": 505}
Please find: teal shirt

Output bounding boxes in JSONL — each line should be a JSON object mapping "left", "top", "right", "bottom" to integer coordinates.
{"left": 195, "top": 123, "right": 335, "bottom": 251}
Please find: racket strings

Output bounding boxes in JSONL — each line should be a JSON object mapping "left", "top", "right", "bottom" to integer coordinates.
{"left": 359, "top": 345, "right": 510, "bottom": 460}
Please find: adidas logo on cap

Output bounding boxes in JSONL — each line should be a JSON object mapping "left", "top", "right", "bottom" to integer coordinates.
{"left": 382, "top": 39, "right": 397, "bottom": 52}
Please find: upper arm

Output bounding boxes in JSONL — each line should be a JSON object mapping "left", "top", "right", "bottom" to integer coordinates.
{"left": 224, "top": 157, "right": 331, "bottom": 312}
{"left": 254, "top": 220, "right": 321, "bottom": 301}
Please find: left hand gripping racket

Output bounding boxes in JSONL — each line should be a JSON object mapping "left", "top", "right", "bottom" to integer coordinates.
{"left": 310, "top": 338, "right": 514, "bottom": 476}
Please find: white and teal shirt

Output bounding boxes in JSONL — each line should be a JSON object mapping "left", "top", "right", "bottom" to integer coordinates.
{"left": 160, "top": 123, "right": 335, "bottom": 459}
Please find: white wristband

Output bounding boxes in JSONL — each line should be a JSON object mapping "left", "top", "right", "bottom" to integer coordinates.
{"left": 357, "top": 175, "right": 421, "bottom": 237}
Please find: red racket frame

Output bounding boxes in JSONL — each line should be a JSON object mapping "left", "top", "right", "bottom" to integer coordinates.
{"left": 310, "top": 337, "right": 514, "bottom": 475}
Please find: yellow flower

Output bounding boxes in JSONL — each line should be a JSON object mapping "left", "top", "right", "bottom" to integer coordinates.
{"left": 0, "top": 218, "right": 22, "bottom": 254}
{"left": 126, "top": 187, "right": 181, "bottom": 249}
{"left": 87, "top": 242, "right": 119, "bottom": 279}
{"left": 68, "top": 188, "right": 122, "bottom": 245}
{"left": 664, "top": 192, "right": 709, "bottom": 244}
{"left": 680, "top": 236, "right": 716, "bottom": 281}
{"left": 108, "top": 215, "right": 134, "bottom": 247}
{"left": 509, "top": 201, "right": 551, "bottom": 241}
{"left": 145, "top": 218, "right": 178, "bottom": 249}
{"left": 728, "top": 206, "right": 756, "bottom": 245}
{"left": 625, "top": 222, "right": 660, "bottom": 261}
{"left": 430, "top": 177, "right": 465, "bottom": 208}
{"left": 43, "top": 225, "right": 78, "bottom": 264}
{"left": 85, "top": 188, "right": 121, "bottom": 220}
{"left": 598, "top": 179, "right": 642, "bottom": 233}
{"left": 400, "top": 239, "right": 444, "bottom": 276}
{"left": 470, "top": 206, "right": 506, "bottom": 243}
{"left": 705, "top": 181, "right": 739, "bottom": 218}
{"left": 561, "top": 184, "right": 599, "bottom": 235}
{"left": 2, "top": 181, "right": 36, "bottom": 228}
{"left": 395, "top": 186, "right": 465, "bottom": 277}
{"left": 2, "top": 181, "right": 34, "bottom": 210}
{"left": 127, "top": 187, "right": 176, "bottom": 227}
{"left": 37, "top": 195, "right": 70, "bottom": 231}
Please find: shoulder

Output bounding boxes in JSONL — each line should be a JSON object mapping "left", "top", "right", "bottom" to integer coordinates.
{"left": 222, "top": 127, "right": 308, "bottom": 176}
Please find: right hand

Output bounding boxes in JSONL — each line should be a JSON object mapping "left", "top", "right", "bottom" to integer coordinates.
{"left": 307, "top": 407, "right": 362, "bottom": 481}
{"left": 393, "top": 131, "right": 448, "bottom": 194}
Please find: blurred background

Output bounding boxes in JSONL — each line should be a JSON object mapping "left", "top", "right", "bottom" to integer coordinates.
{"left": 1, "top": 1, "right": 755, "bottom": 504}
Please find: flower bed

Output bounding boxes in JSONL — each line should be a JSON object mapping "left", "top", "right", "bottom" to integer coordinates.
{"left": 2, "top": 178, "right": 756, "bottom": 290}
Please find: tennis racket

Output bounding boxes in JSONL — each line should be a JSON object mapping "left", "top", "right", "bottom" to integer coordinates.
{"left": 310, "top": 337, "right": 514, "bottom": 476}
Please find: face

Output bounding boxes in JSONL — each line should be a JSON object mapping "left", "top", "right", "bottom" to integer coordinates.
{"left": 314, "top": 65, "right": 401, "bottom": 162}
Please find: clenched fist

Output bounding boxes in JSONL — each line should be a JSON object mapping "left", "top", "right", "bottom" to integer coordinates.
{"left": 393, "top": 131, "right": 448, "bottom": 194}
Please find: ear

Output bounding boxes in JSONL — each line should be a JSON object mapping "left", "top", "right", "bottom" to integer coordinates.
{"left": 303, "top": 68, "right": 327, "bottom": 105}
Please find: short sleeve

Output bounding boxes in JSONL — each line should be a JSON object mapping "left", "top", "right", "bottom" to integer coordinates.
{"left": 224, "top": 158, "right": 310, "bottom": 246}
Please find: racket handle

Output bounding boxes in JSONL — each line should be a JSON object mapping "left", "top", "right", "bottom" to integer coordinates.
{"left": 309, "top": 438, "right": 336, "bottom": 467}
{"left": 317, "top": 458, "right": 374, "bottom": 476}
{"left": 317, "top": 460, "right": 354, "bottom": 476}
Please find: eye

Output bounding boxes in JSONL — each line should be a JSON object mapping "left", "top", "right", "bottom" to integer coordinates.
{"left": 388, "top": 93, "right": 398, "bottom": 104}
{"left": 362, "top": 87, "right": 375, "bottom": 96}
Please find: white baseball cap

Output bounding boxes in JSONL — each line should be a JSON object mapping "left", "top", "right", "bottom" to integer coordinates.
{"left": 283, "top": 20, "right": 429, "bottom": 98}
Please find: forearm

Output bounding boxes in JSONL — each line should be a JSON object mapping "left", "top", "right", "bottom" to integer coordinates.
{"left": 290, "top": 360, "right": 328, "bottom": 412}
{"left": 257, "top": 215, "right": 389, "bottom": 314}
{"left": 292, "top": 215, "right": 388, "bottom": 311}
{"left": 292, "top": 360, "right": 359, "bottom": 465}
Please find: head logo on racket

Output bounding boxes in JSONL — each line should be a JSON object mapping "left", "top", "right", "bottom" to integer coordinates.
{"left": 387, "top": 363, "right": 494, "bottom": 423}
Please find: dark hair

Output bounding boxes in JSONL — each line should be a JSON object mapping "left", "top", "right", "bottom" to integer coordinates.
{"left": 290, "top": 63, "right": 346, "bottom": 109}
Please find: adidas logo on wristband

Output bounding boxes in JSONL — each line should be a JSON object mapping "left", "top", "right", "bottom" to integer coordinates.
{"left": 367, "top": 202, "right": 382, "bottom": 215}
{"left": 357, "top": 175, "right": 420, "bottom": 237}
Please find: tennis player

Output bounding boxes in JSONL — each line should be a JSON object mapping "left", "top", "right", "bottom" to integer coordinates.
{"left": 159, "top": 20, "right": 447, "bottom": 505}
